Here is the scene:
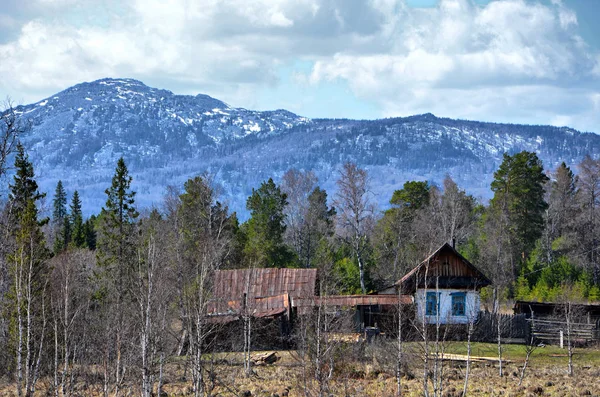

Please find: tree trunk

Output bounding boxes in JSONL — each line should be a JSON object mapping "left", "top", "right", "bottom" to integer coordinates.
{"left": 462, "top": 318, "right": 474, "bottom": 396}
{"left": 518, "top": 336, "right": 536, "bottom": 386}
{"left": 396, "top": 288, "right": 403, "bottom": 397}
{"left": 566, "top": 302, "right": 574, "bottom": 377}
{"left": 16, "top": 249, "right": 24, "bottom": 397}
{"left": 243, "top": 309, "right": 252, "bottom": 378}
{"left": 31, "top": 288, "right": 47, "bottom": 396}
{"left": 357, "top": 251, "right": 366, "bottom": 294}
{"left": 25, "top": 246, "right": 35, "bottom": 397}
{"left": 53, "top": 315, "right": 59, "bottom": 397}
{"left": 495, "top": 289, "right": 503, "bottom": 377}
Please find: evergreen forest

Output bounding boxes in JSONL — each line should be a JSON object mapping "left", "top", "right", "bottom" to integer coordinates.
{"left": 2, "top": 111, "right": 600, "bottom": 396}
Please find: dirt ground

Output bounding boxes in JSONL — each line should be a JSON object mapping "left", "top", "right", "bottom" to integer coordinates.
{"left": 1, "top": 342, "right": 599, "bottom": 396}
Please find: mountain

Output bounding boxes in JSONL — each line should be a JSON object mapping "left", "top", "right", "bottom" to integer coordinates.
{"left": 6, "top": 77, "right": 600, "bottom": 217}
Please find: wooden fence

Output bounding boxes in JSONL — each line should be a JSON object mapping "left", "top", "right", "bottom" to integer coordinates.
{"left": 528, "top": 318, "right": 597, "bottom": 345}
{"left": 472, "top": 312, "right": 600, "bottom": 345}
{"left": 472, "top": 312, "right": 528, "bottom": 343}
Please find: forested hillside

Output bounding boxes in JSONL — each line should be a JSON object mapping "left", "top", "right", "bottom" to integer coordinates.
{"left": 2, "top": 90, "right": 600, "bottom": 396}
{"left": 6, "top": 78, "right": 600, "bottom": 216}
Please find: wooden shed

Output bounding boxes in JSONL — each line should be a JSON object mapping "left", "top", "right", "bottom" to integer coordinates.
{"left": 292, "top": 294, "right": 413, "bottom": 332}
{"left": 208, "top": 268, "right": 317, "bottom": 323}
{"left": 513, "top": 300, "right": 600, "bottom": 344}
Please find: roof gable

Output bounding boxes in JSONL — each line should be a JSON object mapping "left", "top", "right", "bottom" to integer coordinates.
{"left": 396, "top": 243, "right": 492, "bottom": 292}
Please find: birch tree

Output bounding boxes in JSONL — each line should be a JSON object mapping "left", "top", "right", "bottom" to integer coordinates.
{"left": 281, "top": 169, "right": 318, "bottom": 263}
{"left": 439, "top": 176, "right": 476, "bottom": 245}
{"left": 178, "top": 175, "right": 234, "bottom": 396}
{"left": 49, "top": 249, "right": 94, "bottom": 397}
{"left": 135, "top": 210, "right": 174, "bottom": 397}
{"left": 576, "top": 155, "right": 600, "bottom": 284}
{"left": 7, "top": 144, "right": 50, "bottom": 397}
{"left": 0, "top": 100, "right": 23, "bottom": 181}
{"left": 335, "top": 162, "right": 374, "bottom": 294}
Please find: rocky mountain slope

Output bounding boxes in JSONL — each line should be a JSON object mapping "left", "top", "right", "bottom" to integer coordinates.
{"left": 6, "top": 78, "right": 600, "bottom": 217}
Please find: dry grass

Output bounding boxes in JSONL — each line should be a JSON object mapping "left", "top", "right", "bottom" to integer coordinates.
{"left": 1, "top": 343, "right": 599, "bottom": 396}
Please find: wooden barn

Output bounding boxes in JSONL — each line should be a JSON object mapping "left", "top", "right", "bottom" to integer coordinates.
{"left": 207, "top": 268, "right": 317, "bottom": 324}
{"left": 207, "top": 267, "right": 412, "bottom": 337}
{"left": 206, "top": 268, "right": 318, "bottom": 348}
{"left": 380, "top": 242, "right": 492, "bottom": 325}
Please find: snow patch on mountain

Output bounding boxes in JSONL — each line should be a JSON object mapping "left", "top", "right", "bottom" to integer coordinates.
{"left": 5, "top": 78, "right": 600, "bottom": 218}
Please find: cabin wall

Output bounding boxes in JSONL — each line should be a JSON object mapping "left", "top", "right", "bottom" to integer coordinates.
{"left": 415, "top": 288, "right": 480, "bottom": 325}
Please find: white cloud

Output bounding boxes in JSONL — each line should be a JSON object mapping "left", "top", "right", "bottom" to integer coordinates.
{"left": 0, "top": 0, "right": 331, "bottom": 105}
{"left": 306, "top": 0, "right": 600, "bottom": 131}
{"left": 379, "top": 84, "right": 594, "bottom": 128}
{"left": 0, "top": 0, "right": 598, "bottom": 132}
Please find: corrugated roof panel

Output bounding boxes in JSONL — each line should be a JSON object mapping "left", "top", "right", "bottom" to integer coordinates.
{"left": 214, "top": 268, "right": 317, "bottom": 300}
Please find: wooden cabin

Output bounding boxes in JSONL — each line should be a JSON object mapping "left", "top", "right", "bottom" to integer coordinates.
{"left": 380, "top": 243, "right": 492, "bottom": 324}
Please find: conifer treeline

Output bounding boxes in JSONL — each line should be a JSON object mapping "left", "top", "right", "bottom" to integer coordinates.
{"left": 1, "top": 140, "right": 600, "bottom": 395}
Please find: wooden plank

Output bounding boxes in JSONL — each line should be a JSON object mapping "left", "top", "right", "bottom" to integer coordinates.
{"left": 435, "top": 354, "right": 512, "bottom": 363}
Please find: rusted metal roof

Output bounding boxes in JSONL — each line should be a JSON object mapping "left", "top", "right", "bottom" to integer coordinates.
{"left": 208, "top": 294, "right": 289, "bottom": 315}
{"left": 207, "top": 293, "right": 290, "bottom": 323}
{"left": 213, "top": 268, "right": 317, "bottom": 300}
{"left": 208, "top": 268, "right": 317, "bottom": 324}
{"left": 292, "top": 294, "right": 413, "bottom": 308}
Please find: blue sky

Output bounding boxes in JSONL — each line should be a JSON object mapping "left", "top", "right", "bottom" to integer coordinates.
{"left": 1, "top": 0, "right": 600, "bottom": 132}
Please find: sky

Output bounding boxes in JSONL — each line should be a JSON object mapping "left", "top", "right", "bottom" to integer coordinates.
{"left": 1, "top": 0, "right": 600, "bottom": 132}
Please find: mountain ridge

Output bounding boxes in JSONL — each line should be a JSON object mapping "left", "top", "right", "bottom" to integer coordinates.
{"left": 5, "top": 78, "right": 600, "bottom": 218}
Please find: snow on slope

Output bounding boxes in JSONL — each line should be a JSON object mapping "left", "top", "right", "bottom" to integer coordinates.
{"left": 5, "top": 78, "right": 600, "bottom": 218}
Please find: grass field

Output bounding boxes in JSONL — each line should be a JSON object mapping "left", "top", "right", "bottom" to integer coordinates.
{"left": 1, "top": 342, "right": 599, "bottom": 396}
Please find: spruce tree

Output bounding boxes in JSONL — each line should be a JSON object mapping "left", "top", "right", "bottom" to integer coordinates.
{"left": 7, "top": 144, "right": 49, "bottom": 396}
{"left": 53, "top": 180, "right": 70, "bottom": 253}
{"left": 9, "top": 143, "right": 46, "bottom": 221}
{"left": 83, "top": 216, "right": 97, "bottom": 250}
{"left": 95, "top": 157, "right": 138, "bottom": 393}
{"left": 53, "top": 180, "right": 67, "bottom": 222}
{"left": 98, "top": 157, "right": 138, "bottom": 261}
{"left": 70, "top": 190, "right": 85, "bottom": 248}
{"left": 300, "top": 187, "right": 335, "bottom": 267}
{"left": 97, "top": 157, "right": 138, "bottom": 290}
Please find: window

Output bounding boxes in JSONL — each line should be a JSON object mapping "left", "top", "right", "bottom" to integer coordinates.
{"left": 452, "top": 293, "right": 466, "bottom": 316}
{"left": 425, "top": 292, "right": 438, "bottom": 316}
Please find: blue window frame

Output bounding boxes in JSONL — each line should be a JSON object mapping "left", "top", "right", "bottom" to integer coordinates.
{"left": 425, "top": 292, "right": 439, "bottom": 316}
{"left": 451, "top": 292, "right": 466, "bottom": 316}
